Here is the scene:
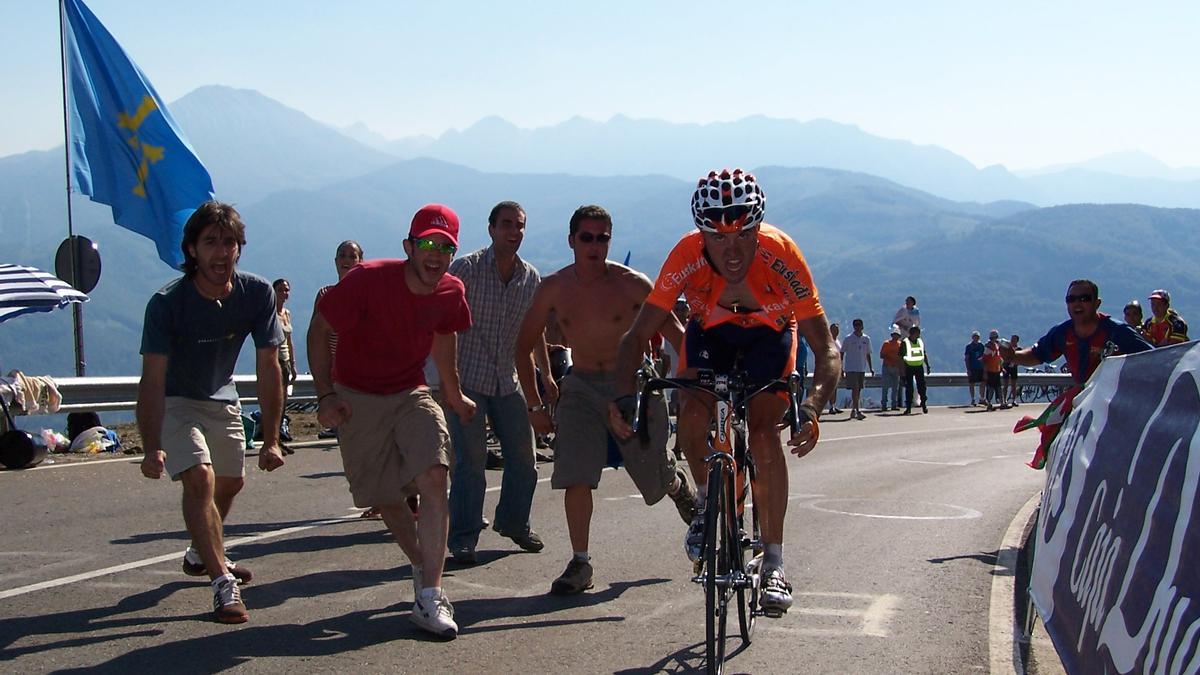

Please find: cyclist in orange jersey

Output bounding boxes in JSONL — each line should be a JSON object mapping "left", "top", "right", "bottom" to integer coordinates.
{"left": 609, "top": 169, "right": 840, "bottom": 617}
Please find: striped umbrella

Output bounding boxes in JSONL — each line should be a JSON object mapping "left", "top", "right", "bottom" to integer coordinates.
{"left": 0, "top": 264, "right": 90, "bottom": 324}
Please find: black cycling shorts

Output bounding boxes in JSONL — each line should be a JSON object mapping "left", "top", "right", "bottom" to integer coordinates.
{"left": 681, "top": 319, "right": 796, "bottom": 383}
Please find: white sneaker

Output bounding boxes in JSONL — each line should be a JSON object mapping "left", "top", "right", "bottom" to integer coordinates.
{"left": 411, "top": 590, "right": 458, "bottom": 638}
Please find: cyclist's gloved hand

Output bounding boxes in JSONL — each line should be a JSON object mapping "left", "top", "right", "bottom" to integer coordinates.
{"left": 788, "top": 403, "right": 821, "bottom": 458}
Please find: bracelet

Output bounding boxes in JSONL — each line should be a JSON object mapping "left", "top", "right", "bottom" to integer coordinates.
{"left": 317, "top": 392, "right": 337, "bottom": 404}
{"left": 527, "top": 404, "right": 547, "bottom": 413}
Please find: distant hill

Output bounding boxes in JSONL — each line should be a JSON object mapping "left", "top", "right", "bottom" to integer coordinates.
{"left": 358, "top": 114, "right": 1200, "bottom": 208}
{"left": 0, "top": 87, "right": 1195, "bottom": 390}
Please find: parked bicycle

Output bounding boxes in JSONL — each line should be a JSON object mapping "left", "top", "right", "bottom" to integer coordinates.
{"left": 632, "top": 366, "right": 803, "bottom": 675}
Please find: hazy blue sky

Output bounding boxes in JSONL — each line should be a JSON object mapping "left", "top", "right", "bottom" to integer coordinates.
{"left": 2, "top": 1, "right": 1196, "bottom": 169}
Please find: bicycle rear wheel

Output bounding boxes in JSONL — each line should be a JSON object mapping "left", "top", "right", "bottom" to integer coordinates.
{"left": 705, "top": 464, "right": 730, "bottom": 674}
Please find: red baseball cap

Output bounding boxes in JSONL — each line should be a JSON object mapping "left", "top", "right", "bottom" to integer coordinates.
{"left": 409, "top": 204, "right": 460, "bottom": 246}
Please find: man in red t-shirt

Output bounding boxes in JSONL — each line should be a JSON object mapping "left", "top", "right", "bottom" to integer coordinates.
{"left": 308, "top": 204, "right": 474, "bottom": 639}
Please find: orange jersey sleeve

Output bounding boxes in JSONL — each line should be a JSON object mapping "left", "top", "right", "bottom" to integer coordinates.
{"left": 646, "top": 231, "right": 708, "bottom": 312}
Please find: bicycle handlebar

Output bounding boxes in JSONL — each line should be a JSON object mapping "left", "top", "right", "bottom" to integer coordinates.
{"left": 631, "top": 369, "right": 803, "bottom": 444}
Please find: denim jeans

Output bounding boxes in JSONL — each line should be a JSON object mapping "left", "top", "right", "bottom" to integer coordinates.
{"left": 881, "top": 365, "right": 902, "bottom": 408}
{"left": 447, "top": 388, "right": 537, "bottom": 549}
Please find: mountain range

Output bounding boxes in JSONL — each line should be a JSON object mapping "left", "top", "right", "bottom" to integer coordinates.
{"left": 0, "top": 85, "right": 1195, "bottom": 393}
{"left": 339, "top": 110, "right": 1200, "bottom": 209}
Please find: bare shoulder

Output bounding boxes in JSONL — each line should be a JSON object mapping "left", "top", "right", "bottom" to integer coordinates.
{"left": 534, "top": 265, "right": 574, "bottom": 301}
{"left": 609, "top": 262, "right": 652, "bottom": 294}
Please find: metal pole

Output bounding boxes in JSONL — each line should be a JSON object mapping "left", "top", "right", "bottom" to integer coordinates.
{"left": 58, "top": 0, "right": 85, "bottom": 376}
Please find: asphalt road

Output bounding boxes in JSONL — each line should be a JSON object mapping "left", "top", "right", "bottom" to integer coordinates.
{"left": 0, "top": 405, "right": 1046, "bottom": 674}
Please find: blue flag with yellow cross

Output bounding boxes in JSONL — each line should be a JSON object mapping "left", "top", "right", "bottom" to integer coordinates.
{"left": 62, "top": 0, "right": 214, "bottom": 269}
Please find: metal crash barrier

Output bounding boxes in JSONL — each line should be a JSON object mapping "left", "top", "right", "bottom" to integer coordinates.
{"left": 41, "top": 372, "right": 1075, "bottom": 414}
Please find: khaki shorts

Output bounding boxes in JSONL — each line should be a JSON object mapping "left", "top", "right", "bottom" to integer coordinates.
{"left": 163, "top": 397, "right": 246, "bottom": 480}
{"left": 551, "top": 371, "right": 675, "bottom": 505}
{"left": 844, "top": 371, "right": 865, "bottom": 390}
{"left": 335, "top": 384, "right": 451, "bottom": 508}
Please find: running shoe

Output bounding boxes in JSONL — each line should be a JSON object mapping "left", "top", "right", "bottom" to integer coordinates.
{"left": 183, "top": 547, "right": 253, "bottom": 584}
{"left": 411, "top": 590, "right": 458, "bottom": 639}
{"left": 685, "top": 510, "right": 706, "bottom": 562}
{"left": 550, "top": 559, "right": 594, "bottom": 595}
{"left": 212, "top": 573, "right": 248, "bottom": 624}
{"left": 760, "top": 568, "right": 793, "bottom": 617}
{"left": 667, "top": 468, "right": 697, "bottom": 524}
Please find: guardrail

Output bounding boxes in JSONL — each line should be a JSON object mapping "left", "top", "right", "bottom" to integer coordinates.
{"left": 37, "top": 371, "right": 1076, "bottom": 414}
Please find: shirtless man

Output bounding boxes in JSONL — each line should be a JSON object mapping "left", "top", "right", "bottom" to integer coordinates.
{"left": 515, "top": 204, "right": 696, "bottom": 595}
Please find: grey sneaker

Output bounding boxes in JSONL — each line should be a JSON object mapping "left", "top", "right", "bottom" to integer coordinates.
{"left": 550, "top": 558, "right": 594, "bottom": 595}
{"left": 760, "top": 568, "right": 793, "bottom": 617}
{"left": 667, "top": 468, "right": 697, "bottom": 524}
{"left": 411, "top": 591, "right": 458, "bottom": 639}
{"left": 184, "top": 547, "right": 253, "bottom": 584}
{"left": 212, "top": 573, "right": 248, "bottom": 624}
{"left": 685, "top": 510, "right": 705, "bottom": 562}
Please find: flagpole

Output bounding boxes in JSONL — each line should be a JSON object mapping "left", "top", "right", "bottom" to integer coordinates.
{"left": 58, "top": 0, "right": 86, "bottom": 376}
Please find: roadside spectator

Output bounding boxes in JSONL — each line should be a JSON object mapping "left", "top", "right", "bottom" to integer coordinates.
{"left": 1002, "top": 279, "right": 1152, "bottom": 387}
{"left": 137, "top": 201, "right": 285, "bottom": 624}
{"left": 272, "top": 278, "right": 297, "bottom": 453}
{"left": 900, "top": 325, "right": 931, "bottom": 415}
{"left": 893, "top": 296, "right": 921, "bottom": 333}
{"left": 309, "top": 204, "right": 475, "bottom": 638}
{"left": 315, "top": 240, "right": 364, "bottom": 441}
{"left": 1143, "top": 289, "right": 1188, "bottom": 346}
{"left": 1002, "top": 334, "right": 1020, "bottom": 407}
{"left": 878, "top": 326, "right": 903, "bottom": 411}
{"left": 446, "top": 200, "right": 554, "bottom": 565}
{"left": 841, "top": 318, "right": 873, "bottom": 420}
{"left": 1123, "top": 300, "right": 1145, "bottom": 337}
{"left": 964, "top": 331, "right": 984, "bottom": 406}
{"left": 982, "top": 330, "right": 1004, "bottom": 410}
{"left": 828, "top": 322, "right": 843, "bottom": 414}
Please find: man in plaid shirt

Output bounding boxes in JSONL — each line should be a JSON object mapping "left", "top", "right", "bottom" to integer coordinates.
{"left": 446, "top": 201, "right": 557, "bottom": 564}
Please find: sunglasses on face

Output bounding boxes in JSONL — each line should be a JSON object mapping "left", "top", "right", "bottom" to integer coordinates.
{"left": 575, "top": 232, "right": 611, "bottom": 244}
{"left": 700, "top": 205, "right": 751, "bottom": 224}
{"left": 411, "top": 237, "right": 457, "bottom": 255}
{"left": 1065, "top": 294, "right": 1094, "bottom": 303}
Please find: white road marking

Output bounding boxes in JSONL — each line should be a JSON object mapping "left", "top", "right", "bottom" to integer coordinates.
{"left": 820, "top": 424, "right": 1011, "bottom": 444}
{"left": 862, "top": 593, "right": 900, "bottom": 637}
{"left": 805, "top": 499, "right": 982, "bottom": 521}
{"left": 896, "top": 458, "right": 979, "bottom": 466}
{"left": 0, "top": 515, "right": 357, "bottom": 601}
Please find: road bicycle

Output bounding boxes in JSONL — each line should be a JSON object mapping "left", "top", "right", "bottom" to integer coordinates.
{"left": 632, "top": 366, "right": 803, "bottom": 674}
{"left": 1018, "top": 364, "right": 1071, "bottom": 403}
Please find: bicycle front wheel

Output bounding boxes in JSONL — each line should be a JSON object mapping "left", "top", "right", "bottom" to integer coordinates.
{"left": 705, "top": 465, "right": 730, "bottom": 674}
{"left": 736, "top": 438, "right": 758, "bottom": 643}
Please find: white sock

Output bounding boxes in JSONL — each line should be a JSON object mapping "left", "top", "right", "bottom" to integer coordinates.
{"left": 419, "top": 586, "right": 442, "bottom": 602}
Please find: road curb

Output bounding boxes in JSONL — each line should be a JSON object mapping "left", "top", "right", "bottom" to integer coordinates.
{"left": 989, "top": 490, "right": 1042, "bottom": 675}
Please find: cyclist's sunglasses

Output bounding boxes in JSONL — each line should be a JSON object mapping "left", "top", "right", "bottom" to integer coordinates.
{"left": 410, "top": 237, "right": 457, "bottom": 255}
{"left": 1064, "top": 294, "right": 1094, "bottom": 303}
{"left": 700, "top": 204, "right": 751, "bottom": 225}
{"left": 574, "top": 232, "right": 612, "bottom": 244}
